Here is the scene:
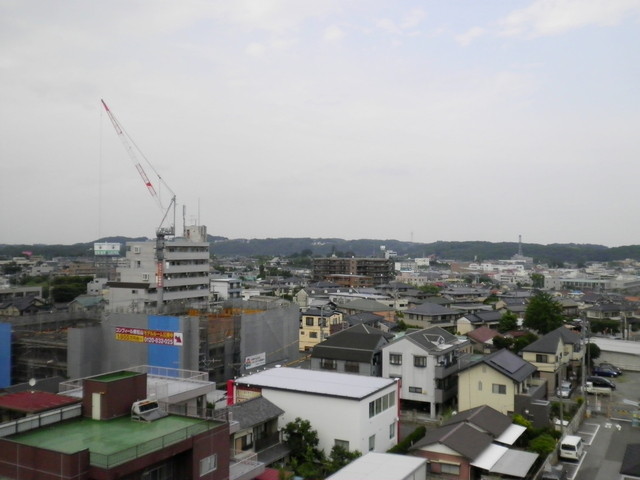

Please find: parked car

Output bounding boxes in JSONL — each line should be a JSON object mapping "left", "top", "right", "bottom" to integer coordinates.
{"left": 556, "top": 380, "right": 573, "bottom": 399}
{"left": 598, "top": 362, "right": 622, "bottom": 375}
{"left": 584, "top": 375, "right": 616, "bottom": 394}
{"left": 592, "top": 365, "right": 619, "bottom": 377}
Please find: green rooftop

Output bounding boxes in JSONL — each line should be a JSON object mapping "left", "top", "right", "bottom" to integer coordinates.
{"left": 91, "top": 370, "right": 141, "bottom": 382}
{"left": 9, "top": 415, "right": 221, "bottom": 468}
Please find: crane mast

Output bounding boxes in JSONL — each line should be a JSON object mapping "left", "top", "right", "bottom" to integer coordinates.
{"left": 101, "top": 99, "right": 176, "bottom": 312}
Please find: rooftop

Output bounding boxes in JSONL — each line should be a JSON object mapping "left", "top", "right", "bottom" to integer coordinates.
{"left": 9, "top": 414, "right": 220, "bottom": 467}
{"left": 235, "top": 367, "right": 395, "bottom": 400}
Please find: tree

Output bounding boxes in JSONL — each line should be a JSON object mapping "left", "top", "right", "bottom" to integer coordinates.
{"left": 530, "top": 273, "right": 545, "bottom": 289}
{"left": 324, "top": 445, "right": 361, "bottom": 476}
{"left": 524, "top": 292, "right": 565, "bottom": 334}
{"left": 585, "top": 342, "right": 601, "bottom": 366}
{"left": 529, "top": 433, "right": 557, "bottom": 457}
{"left": 418, "top": 284, "right": 441, "bottom": 295}
{"left": 512, "top": 332, "right": 538, "bottom": 353}
{"left": 282, "top": 418, "right": 324, "bottom": 478}
{"left": 492, "top": 336, "right": 514, "bottom": 350}
{"left": 498, "top": 311, "right": 518, "bottom": 333}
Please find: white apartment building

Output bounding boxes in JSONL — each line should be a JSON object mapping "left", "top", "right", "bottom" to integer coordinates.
{"left": 232, "top": 367, "right": 399, "bottom": 455}
{"left": 210, "top": 275, "right": 242, "bottom": 301}
{"left": 106, "top": 225, "right": 210, "bottom": 313}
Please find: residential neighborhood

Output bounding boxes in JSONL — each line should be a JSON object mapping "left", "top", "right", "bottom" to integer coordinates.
{"left": 2, "top": 235, "right": 640, "bottom": 480}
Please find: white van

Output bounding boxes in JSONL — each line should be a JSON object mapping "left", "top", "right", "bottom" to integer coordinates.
{"left": 559, "top": 435, "right": 583, "bottom": 461}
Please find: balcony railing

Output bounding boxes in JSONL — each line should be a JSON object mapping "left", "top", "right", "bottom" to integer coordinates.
{"left": 230, "top": 451, "right": 265, "bottom": 480}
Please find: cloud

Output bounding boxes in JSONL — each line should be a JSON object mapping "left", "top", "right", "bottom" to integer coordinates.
{"left": 374, "top": 7, "right": 426, "bottom": 36}
{"left": 456, "top": 26, "right": 487, "bottom": 46}
{"left": 323, "top": 24, "right": 345, "bottom": 42}
{"left": 498, "top": 0, "right": 640, "bottom": 37}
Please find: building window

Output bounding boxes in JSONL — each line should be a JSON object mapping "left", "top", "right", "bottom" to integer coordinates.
{"left": 478, "top": 381, "right": 482, "bottom": 391}
{"left": 389, "top": 421, "right": 396, "bottom": 439}
{"left": 335, "top": 439, "right": 350, "bottom": 450}
{"left": 440, "top": 463, "right": 460, "bottom": 475}
{"left": 310, "top": 332, "right": 318, "bottom": 339}
{"left": 389, "top": 353, "right": 402, "bottom": 365}
{"left": 199, "top": 454, "right": 217, "bottom": 476}
{"left": 320, "top": 358, "right": 337, "bottom": 370}
{"left": 142, "top": 273, "right": 150, "bottom": 281}
{"left": 345, "top": 361, "right": 359, "bottom": 373}
{"left": 369, "top": 434, "right": 376, "bottom": 451}
{"left": 536, "top": 354, "right": 548, "bottom": 363}
{"left": 408, "top": 386, "right": 422, "bottom": 394}
{"left": 306, "top": 317, "right": 314, "bottom": 326}
{"left": 414, "top": 356, "right": 427, "bottom": 368}
{"left": 492, "top": 383, "right": 507, "bottom": 394}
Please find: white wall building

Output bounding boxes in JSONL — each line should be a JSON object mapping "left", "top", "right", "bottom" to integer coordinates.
{"left": 232, "top": 367, "right": 399, "bottom": 455}
{"left": 106, "top": 225, "right": 210, "bottom": 312}
{"left": 381, "top": 327, "right": 471, "bottom": 418}
{"left": 327, "top": 452, "right": 426, "bottom": 480}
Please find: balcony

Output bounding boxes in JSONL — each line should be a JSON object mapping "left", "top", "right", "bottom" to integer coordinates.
{"left": 434, "top": 385, "right": 458, "bottom": 403}
{"left": 230, "top": 451, "right": 265, "bottom": 480}
{"left": 434, "top": 361, "right": 459, "bottom": 379}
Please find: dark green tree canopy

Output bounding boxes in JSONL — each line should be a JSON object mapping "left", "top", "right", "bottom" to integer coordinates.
{"left": 498, "top": 311, "right": 518, "bottom": 333}
{"left": 524, "top": 292, "right": 565, "bottom": 334}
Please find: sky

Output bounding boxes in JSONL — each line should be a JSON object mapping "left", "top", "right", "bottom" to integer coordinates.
{"left": 1, "top": 1, "right": 639, "bottom": 247}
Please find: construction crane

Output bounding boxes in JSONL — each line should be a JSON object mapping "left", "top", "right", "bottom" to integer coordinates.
{"left": 100, "top": 99, "right": 176, "bottom": 312}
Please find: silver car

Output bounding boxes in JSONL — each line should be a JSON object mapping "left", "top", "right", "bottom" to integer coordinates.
{"left": 556, "top": 380, "right": 573, "bottom": 398}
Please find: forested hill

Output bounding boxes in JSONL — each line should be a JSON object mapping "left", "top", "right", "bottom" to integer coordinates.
{"left": 2, "top": 237, "right": 640, "bottom": 265}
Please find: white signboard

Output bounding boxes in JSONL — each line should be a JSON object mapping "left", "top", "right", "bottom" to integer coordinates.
{"left": 244, "top": 352, "right": 266, "bottom": 370}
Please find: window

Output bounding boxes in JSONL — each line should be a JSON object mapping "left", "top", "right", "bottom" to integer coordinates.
{"left": 441, "top": 463, "right": 460, "bottom": 475}
{"left": 133, "top": 246, "right": 141, "bottom": 254}
{"left": 536, "top": 354, "right": 548, "bottom": 363}
{"left": 345, "top": 361, "right": 359, "bottom": 373}
{"left": 408, "top": 386, "right": 422, "bottom": 394}
{"left": 492, "top": 383, "right": 507, "bottom": 394}
{"left": 478, "top": 381, "right": 483, "bottom": 391}
{"left": 388, "top": 392, "right": 395, "bottom": 407}
{"left": 310, "top": 332, "right": 318, "bottom": 338}
{"left": 199, "top": 454, "right": 217, "bottom": 476}
{"left": 369, "top": 434, "right": 376, "bottom": 451}
{"left": 335, "top": 439, "right": 349, "bottom": 450}
{"left": 142, "top": 273, "right": 150, "bottom": 281}
{"left": 389, "top": 421, "right": 396, "bottom": 439}
{"left": 369, "top": 401, "right": 375, "bottom": 418}
{"left": 389, "top": 353, "right": 402, "bottom": 365}
{"left": 414, "top": 356, "right": 427, "bottom": 367}
{"left": 320, "top": 358, "right": 337, "bottom": 370}
{"left": 306, "top": 317, "right": 314, "bottom": 326}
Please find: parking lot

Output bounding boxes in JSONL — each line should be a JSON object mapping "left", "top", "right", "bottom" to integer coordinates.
{"left": 556, "top": 370, "right": 640, "bottom": 480}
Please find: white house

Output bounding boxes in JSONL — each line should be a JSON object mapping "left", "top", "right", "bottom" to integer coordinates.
{"left": 327, "top": 452, "right": 426, "bottom": 480}
{"left": 381, "top": 327, "right": 471, "bottom": 419}
{"left": 232, "top": 367, "right": 399, "bottom": 455}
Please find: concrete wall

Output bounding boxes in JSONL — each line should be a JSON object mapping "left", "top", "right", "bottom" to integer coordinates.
{"left": 67, "top": 313, "right": 200, "bottom": 377}
{"left": 68, "top": 325, "right": 103, "bottom": 379}
{"left": 239, "top": 304, "right": 299, "bottom": 375}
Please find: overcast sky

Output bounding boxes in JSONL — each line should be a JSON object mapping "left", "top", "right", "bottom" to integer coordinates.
{"left": 1, "top": 1, "right": 639, "bottom": 247}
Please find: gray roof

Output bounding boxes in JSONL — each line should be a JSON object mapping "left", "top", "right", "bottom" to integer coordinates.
{"left": 521, "top": 326, "right": 580, "bottom": 354}
{"left": 461, "top": 310, "right": 503, "bottom": 324}
{"left": 228, "top": 396, "right": 284, "bottom": 430}
{"left": 390, "top": 326, "right": 459, "bottom": 353}
{"left": 411, "top": 422, "right": 493, "bottom": 459}
{"left": 442, "top": 405, "right": 512, "bottom": 438}
{"left": 345, "top": 312, "right": 385, "bottom": 326}
{"left": 405, "top": 302, "right": 461, "bottom": 316}
{"left": 311, "top": 324, "right": 392, "bottom": 362}
{"left": 465, "top": 349, "right": 536, "bottom": 383}
{"left": 341, "top": 298, "right": 394, "bottom": 312}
